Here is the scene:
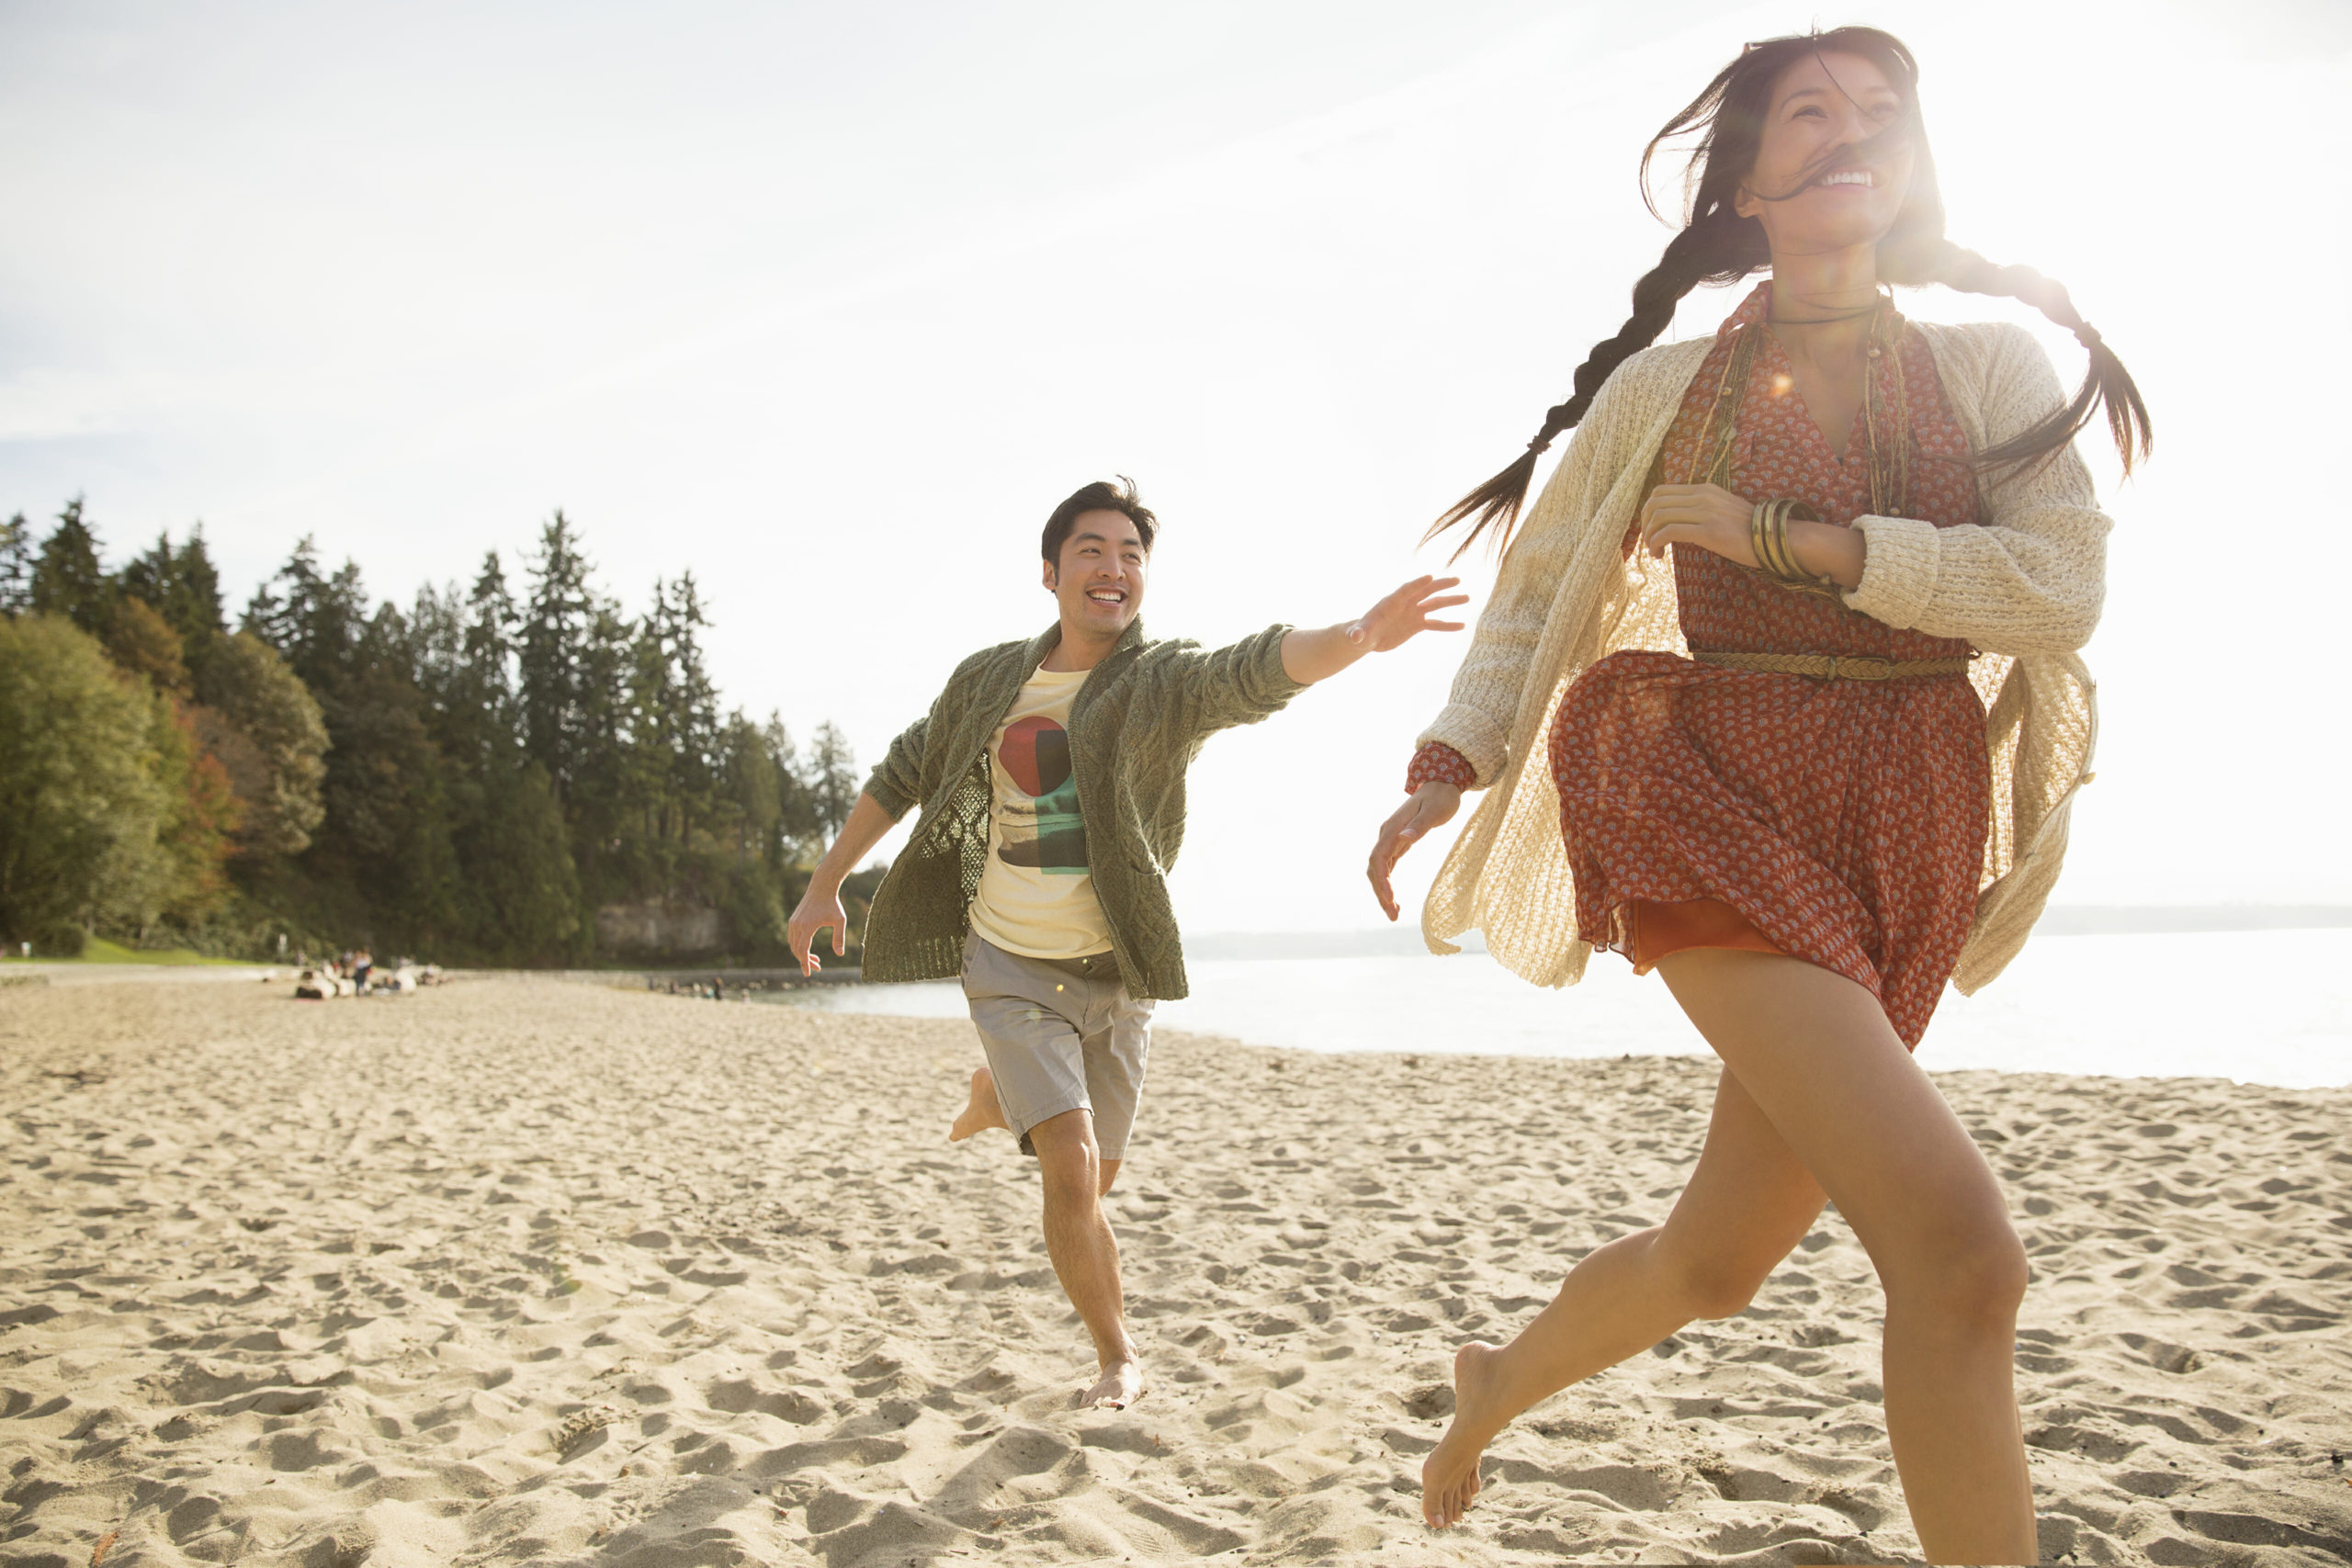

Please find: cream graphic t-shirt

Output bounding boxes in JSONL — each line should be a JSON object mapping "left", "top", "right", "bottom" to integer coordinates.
{"left": 968, "top": 666, "right": 1113, "bottom": 959}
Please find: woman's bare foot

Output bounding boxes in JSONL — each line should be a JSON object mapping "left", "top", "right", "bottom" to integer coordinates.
{"left": 1422, "top": 1341, "right": 1507, "bottom": 1527}
{"left": 948, "top": 1067, "right": 1007, "bottom": 1142}
{"left": 1080, "top": 1357, "right": 1146, "bottom": 1411}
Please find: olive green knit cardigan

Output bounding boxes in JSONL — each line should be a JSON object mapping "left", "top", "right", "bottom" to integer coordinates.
{"left": 860, "top": 618, "right": 1301, "bottom": 1001}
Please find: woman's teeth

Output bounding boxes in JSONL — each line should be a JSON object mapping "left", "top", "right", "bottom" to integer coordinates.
{"left": 1821, "top": 169, "right": 1873, "bottom": 187}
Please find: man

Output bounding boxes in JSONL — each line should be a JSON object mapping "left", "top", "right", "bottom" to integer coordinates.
{"left": 787, "top": 477, "right": 1461, "bottom": 1410}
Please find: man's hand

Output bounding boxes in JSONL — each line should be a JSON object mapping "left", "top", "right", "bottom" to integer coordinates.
{"left": 789, "top": 793, "right": 898, "bottom": 975}
{"left": 1283, "top": 576, "right": 1468, "bottom": 685}
{"left": 1368, "top": 782, "right": 1462, "bottom": 921}
{"left": 1347, "top": 575, "right": 1469, "bottom": 651}
{"left": 787, "top": 883, "right": 851, "bottom": 976}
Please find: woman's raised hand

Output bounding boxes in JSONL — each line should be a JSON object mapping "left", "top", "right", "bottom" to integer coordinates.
{"left": 1635, "top": 482, "right": 1758, "bottom": 565}
{"left": 1367, "top": 783, "right": 1462, "bottom": 921}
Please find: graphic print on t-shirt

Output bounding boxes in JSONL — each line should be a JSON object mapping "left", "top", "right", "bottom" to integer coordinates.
{"left": 995, "top": 716, "right": 1087, "bottom": 874}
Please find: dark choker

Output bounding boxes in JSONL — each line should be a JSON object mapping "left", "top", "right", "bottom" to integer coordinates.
{"left": 1766, "top": 304, "right": 1883, "bottom": 326}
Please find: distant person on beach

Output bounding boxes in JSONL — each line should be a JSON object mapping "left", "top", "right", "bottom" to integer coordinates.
{"left": 789, "top": 477, "right": 1464, "bottom": 1411}
{"left": 1365, "top": 28, "right": 2146, "bottom": 1562}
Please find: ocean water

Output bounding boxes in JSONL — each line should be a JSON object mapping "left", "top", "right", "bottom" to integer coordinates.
{"left": 766, "top": 927, "right": 2352, "bottom": 1089}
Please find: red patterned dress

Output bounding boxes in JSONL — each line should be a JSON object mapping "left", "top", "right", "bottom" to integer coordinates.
{"left": 1409, "top": 282, "right": 1989, "bottom": 1046}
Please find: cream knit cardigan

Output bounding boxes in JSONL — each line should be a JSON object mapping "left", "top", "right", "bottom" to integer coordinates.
{"left": 1418, "top": 321, "right": 2106, "bottom": 996}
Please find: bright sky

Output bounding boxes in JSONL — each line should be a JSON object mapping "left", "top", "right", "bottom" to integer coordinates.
{"left": 5, "top": 0, "right": 2346, "bottom": 936}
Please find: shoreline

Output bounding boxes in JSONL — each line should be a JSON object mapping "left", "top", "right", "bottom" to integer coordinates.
{"left": 4, "top": 978, "right": 2347, "bottom": 1565}
{"left": 9, "top": 950, "right": 2348, "bottom": 1090}
{"left": 733, "top": 934, "right": 2352, "bottom": 1093}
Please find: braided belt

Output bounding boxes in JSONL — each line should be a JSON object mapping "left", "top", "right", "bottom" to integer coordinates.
{"left": 1693, "top": 651, "right": 1975, "bottom": 682}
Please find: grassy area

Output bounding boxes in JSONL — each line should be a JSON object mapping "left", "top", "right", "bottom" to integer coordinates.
{"left": 0, "top": 936, "right": 253, "bottom": 966}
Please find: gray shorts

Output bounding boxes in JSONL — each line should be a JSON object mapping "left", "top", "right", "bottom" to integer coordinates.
{"left": 960, "top": 932, "right": 1154, "bottom": 1161}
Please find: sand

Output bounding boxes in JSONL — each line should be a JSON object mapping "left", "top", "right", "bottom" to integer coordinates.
{"left": 2, "top": 976, "right": 2348, "bottom": 1567}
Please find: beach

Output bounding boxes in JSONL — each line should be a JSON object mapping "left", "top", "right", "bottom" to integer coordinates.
{"left": 3, "top": 977, "right": 2348, "bottom": 1566}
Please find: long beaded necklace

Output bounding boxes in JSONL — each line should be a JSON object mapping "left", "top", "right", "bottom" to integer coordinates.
{"left": 1855, "top": 299, "right": 1913, "bottom": 521}
{"left": 1693, "top": 289, "right": 1914, "bottom": 522}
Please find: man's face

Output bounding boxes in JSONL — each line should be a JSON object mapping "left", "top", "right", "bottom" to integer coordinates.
{"left": 1044, "top": 509, "right": 1148, "bottom": 640}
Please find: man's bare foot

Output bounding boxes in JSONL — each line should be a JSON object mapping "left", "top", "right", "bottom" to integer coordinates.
{"left": 948, "top": 1067, "right": 1008, "bottom": 1142}
{"left": 1080, "top": 1357, "right": 1146, "bottom": 1411}
{"left": 1422, "top": 1340, "right": 1506, "bottom": 1528}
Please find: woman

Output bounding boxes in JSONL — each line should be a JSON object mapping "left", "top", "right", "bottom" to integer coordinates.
{"left": 1365, "top": 28, "right": 2147, "bottom": 1563}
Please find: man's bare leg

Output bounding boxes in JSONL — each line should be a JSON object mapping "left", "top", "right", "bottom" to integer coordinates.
{"left": 949, "top": 1067, "right": 1008, "bottom": 1142}
{"left": 1026, "top": 1108, "right": 1144, "bottom": 1409}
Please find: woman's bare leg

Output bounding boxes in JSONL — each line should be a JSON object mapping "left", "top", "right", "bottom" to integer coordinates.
{"left": 1656, "top": 949, "right": 2034, "bottom": 1563}
{"left": 1422, "top": 1065, "right": 1826, "bottom": 1526}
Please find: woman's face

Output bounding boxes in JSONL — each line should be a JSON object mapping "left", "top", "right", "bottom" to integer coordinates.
{"left": 1736, "top": 51, "right": 1914, "bottom": 258}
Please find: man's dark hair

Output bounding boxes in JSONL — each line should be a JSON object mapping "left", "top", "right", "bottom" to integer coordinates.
{"left": 1041, "top": 477, "right": 1157, "bottom": 567}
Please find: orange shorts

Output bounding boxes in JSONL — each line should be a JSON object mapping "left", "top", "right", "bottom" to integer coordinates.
{"left": 1623, "top": 897, "right": 1783, "bottom": 974}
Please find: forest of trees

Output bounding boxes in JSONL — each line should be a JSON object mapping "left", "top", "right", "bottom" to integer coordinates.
{"left": 0, "top": 499, "right": 876, "bottom": 966}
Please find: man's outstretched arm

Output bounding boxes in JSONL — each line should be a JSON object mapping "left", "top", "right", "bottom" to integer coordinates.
{"left": 1280, "top": 575, "right": 1467, "bottom": 685}
{"left": 787, "top": 790, "right": 898, "bottom": 976}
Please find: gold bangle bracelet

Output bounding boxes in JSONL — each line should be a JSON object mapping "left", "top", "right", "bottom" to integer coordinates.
{"left": 1765, "top": 500, "right": 1797, "bottom": 581}
{"left": 1753, "top": 497, "right": 1833, "bottom": 589}
{"left": 1769, "top": 502, "right": 1796, "bottom": 582}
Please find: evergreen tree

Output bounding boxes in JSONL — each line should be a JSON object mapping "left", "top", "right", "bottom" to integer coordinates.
{"left": 29, "top": 498, "right": 111, "bottom": 634}
{"left": 410, "top": 580, "right": 465, "bottom": 712}
{"left": 246, "top": 544, "right": 457, "bottom": 953}
{"left": 619, "top": 573, "right": 725, "bottom": 869}
{"left": 0, "top": 514, "right": 31, "bottom": 617}
{"left": 518, "top": 517, "right": 655, "bottom": 921}
{"left": 517, "top": 513, "right": 598, "bottom": 797}
{"left": 658, "top": 573, "right": 721, "bottom": 829}
{"left": 420, "top": 551, "right": 583, "bottom": 963}
{"left": 244, "top": 537, "right": 367, "bottom": 692}
{"left": 457, "top": 552, "right": 519, "bottom": 760}
{"left": 718, "top": 712, "right": 796, "bottom": 865}
{"left": 567, "top": 598, "right": 638, "bottom": 901}
{"left": 621, "top": 591, "right": 676, "bottom": 872}
{"left": 805, "top": 721, "right": 862, "bottom": 837}
{"left": 120, "top": 526, "right": 226, "bottom": 681}
{"left": 413, "top": 555, "right": 521, "bottom": 776}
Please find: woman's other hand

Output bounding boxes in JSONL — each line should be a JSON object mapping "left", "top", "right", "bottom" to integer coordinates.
{"left": 1636, "top": 482, "right": 1757, "bottom": 564}
{"left": 1638, "top": 482, "right": 1866, "bottom": 587}
{"left": 1368, "top": 783, "right": 1462, "bottom": 921}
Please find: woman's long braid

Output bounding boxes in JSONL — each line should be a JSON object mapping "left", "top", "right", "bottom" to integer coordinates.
{"left": 1891, "top": 239, "right": 2153, "bottom": 474}
{"left": 1428, "top": 213, "right": 1742, "bottom": 560}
